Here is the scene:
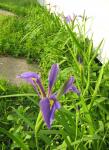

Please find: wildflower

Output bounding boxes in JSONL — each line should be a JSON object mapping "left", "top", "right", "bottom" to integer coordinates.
{"left": 17, "top": 64, "right": 79, "bottom": 128}
{"left": 65, "top": 14, "right": 76, "bottom": 23}
{"left": 65, "top": 15, "right": 72, "bottom": 23}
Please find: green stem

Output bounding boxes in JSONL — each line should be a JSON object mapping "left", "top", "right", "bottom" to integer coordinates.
{"left": 89, "top": 64, "right": 105, "bottom": 110}
{"left": 80, "top": 96, "right": 94, "bottom": 135}
{"left": 35, "top": 111, "right": 43, "bottom": 150}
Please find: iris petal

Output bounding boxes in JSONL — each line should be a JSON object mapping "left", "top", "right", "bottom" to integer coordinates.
{"left": 17, "top": 72, "right": 46, "bottom": 97}
{"left": 48, "top": 64, "right": 59, "bottom": 95}
{"left": 39, "top": 98, "right": 51, "bottom": 128}
{"left": 57, "top": 76, "right": 80, "bottom": 97}
{"left": 49, "top": 95, "right": 61, "bottom": 125}
{"left": 70, "top": 86, "right": 80, "bottom": 95}
{"left": 16, "top": 72, "right": 40, "bottom": 80}
{"left": 64, "top": 76, "right": 75, "bottom": 94}
{"left": 50, "top": 100, "right": 61, "bottom": 125}
{"left": 16, "top": 72, "right": 40, "bottom": 86}
{"left": 49, "top": 93, "right": 57, "bottom": 100}
{"left": 65, "top": 15, "right": 72, "bottom": 23}
{"left": 17, "top": 72, "right": 40, "bottom": 96}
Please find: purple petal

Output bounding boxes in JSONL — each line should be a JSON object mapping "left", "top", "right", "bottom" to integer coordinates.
{"left": 65, "top": 15, "right": 72, "bottom": 23}
{"left": 17, "top": 72, "right": 46, "bottom": 97}
{"left": 70, "top": 86, "right": 80, "bottom": 96}
{"left": 36, "top": 79, "right": 46, "bottom": 97}
{"left": 49, "top": 95, "right": 61, "bottom": 125}
{"left": 16, "top": 72, "right": 40, "bottom": 80}
{"left": 63, "top": 77, "right": 80, "bottom": 95}
{"left": 17, "top": 72, "right": 40, "bottom": 96}
{"left": 49, "top": 93, "right": 57, "bottom": 100}
{"left": 50, "top": 94, "right": 61, "bottom": 109}
{"left": 50, "top": 100, "right": 61, "bottom": 125}
{"left": 64, "top": 77, "right": 75, "bottom": 94}
{"left": 39, "top": 98, "right": 51, "bottom": 128}
{"left": 48, "top": 64, "right": 59, "bottom": 95}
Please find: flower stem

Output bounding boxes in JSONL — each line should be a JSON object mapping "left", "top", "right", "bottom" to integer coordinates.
{"left": 35, "top": 111, "right": 43, "bottom": 150}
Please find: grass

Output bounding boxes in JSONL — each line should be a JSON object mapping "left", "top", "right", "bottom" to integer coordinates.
{"left": 0, "top": 0, "right": 61, "bottom": 64}
{"left": 0, "top": 0, "right": 109, "bottom": 149}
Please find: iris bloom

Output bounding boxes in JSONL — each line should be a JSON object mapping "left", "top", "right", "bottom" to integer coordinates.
{"left": 17, "top": 64, "right": 80, "bottom": 128}
{"left": 65, "top": 15, "right": 72, "bottom": 23}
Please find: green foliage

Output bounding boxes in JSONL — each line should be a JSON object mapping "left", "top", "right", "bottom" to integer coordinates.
{"left": 0, "top": 1, "right": 61, "bottom": 63}
{"left": 0, "top": 80, "right": 39, "bottom": 149}
{"left": 0, "top": 0, "right": 109, "bottom": 149}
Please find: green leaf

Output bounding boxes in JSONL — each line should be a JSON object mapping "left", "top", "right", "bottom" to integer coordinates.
{"left": 89, "top": 64, "right": 105, "bottom": 110}
{"left": 12, "top": 107, "right": 34, "bottom": 130}
{"left": 0, "top": 127, "right": 29, "bottom": 150}
{"left": 0, "top": 93, "right": 37, "bottom": 99}
{"left": 65, "top": 23, "right": 83, "bottom": 51}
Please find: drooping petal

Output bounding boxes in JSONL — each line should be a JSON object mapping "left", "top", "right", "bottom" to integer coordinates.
{"left": 16, "top": 72, "right": 40, "bottom": 80}
{"left": 49, "top": 95, "right": 61, "bottom": 125}
{"left": 63, "top": 77, "right": 80, "bottom": 95}
{"left": 17, "top": 72, "right": 40, "bottom": 96}
{"left": 16, "top": 72, "right": 40, "bottom": 86}
{"left": 64, "top": 77, "right": 75, "bottom": 94}
{"left": 50, "top": 100, "right": 61, "bottom": 125}
{"left": 39, "top": 98, "right": 51, "bottom": 128}
{"left": 17, "top": 72, "right": 46, "bottom": 97}
{"left": 70, "top": 86, "right": 80, "bottom": 96}
{"left": 48, "top": 64, "right": 59, "bottom": 95}
{"left": 56, "top": 76, "right": 80, "bottom": 97}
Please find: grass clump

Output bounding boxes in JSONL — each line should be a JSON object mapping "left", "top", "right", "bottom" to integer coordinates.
{"left": 0, "top": 1, "right": 61, "bottom": 63}
{"left": 0, "top": 79, "right": 39, "bottom": 150}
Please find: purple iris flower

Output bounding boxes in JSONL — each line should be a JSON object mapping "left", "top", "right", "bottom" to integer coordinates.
{"left": 17, "top": 64, "right": 80, "bottom": 128}
{"left": 65, "top": 15, "right": 72, "bottom": 23}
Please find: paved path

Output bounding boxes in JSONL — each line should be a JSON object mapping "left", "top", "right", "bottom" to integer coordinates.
{"left": 0, "top": 9, "right": 37, "bottom": 85}
{"left": 0, "top": 9, "right": 15, "bottom": 16}
{"left": 0, "top": 56, "right": 39, "bottom": 85}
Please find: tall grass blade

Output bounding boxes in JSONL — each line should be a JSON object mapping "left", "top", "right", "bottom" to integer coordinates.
{"left": 0, "top": 127, "right": 29, "bottom": 150}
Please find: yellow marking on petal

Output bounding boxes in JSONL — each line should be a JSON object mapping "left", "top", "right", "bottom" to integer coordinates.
{"left": 50, "top": 99, "right": 54, "bottom": 109}
{"left": 32, "top": 77, "right": 45, "bottom": 98}
{"left": 32, "top": 77, "right": 36, "bottom": 81}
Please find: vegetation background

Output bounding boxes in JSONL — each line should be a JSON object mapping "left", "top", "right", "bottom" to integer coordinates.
{"left": 0, "top": 0, "right": 109, "bottom": 149}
